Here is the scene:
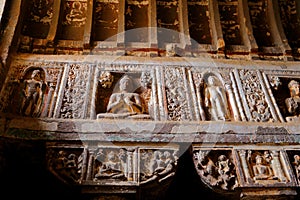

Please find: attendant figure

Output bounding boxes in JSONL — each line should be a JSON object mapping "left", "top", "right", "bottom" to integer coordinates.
{"left": 20, "top": 69, "right": 44, "bottom": 117}
{"left": 285, "top": 80, "right": 300, "bottom": 121}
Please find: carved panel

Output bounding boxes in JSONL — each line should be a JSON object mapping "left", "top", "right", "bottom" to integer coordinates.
{"left": 187, "top": 0, "right": 211, "bottom": 45}
{"left": 47, "top": 147, "right": 86, "bottom": 184}
{"left": 164, "top": 67, "right": 191, "bottom": 121}
{"left": 238, "top": 69, "right": 274, "bottom": 122}
{"left": 278, "top": 0, "right": 300, "bottom": 51}
{"left": 193, "top": 149, "right": 238, "bottom": 191}
{"left": 236, "top": 150, "right": 293, "bottom": 186}
{"left": 125, "top": 0, "right": 149, "bottom": 43}
{"left": 286, "top": 150, "right": 300, "bottom": 186}
{"left": 22, "top": 0, "right": 54, "bottom": 38}
{"left": 218, "top": 0, "right": 242, "bottom": 45}
{"left": 47, "top": 145, "right": 179, "bottom": 186}
{"left": 139, "top": 148, "right": 179, "bottom": 184}
{"left": 93, "top": 0, "right": 119, "bottom": 41}
{"left": 248, "top": 0, "right": 274, "bottom": 47}
{"left": 93, "top": 148, "right": 131, "bottom": 181}
{"left": 0, "top": 62, "right": 64, "bottom": 118}
{"left": 157, "top": 0, "right": 180, "bottom": 46}
{"left": 95, "top": 72, "right": 152, "bottom": 120}
{"left": 59, "top": 64, "right": 91, "bottom": 119}
{"left": 59, "top": 0, "right": 88, "bottom": 40}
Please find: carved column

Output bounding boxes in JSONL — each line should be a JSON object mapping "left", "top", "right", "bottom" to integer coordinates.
{"left": 271, "top": 150, "right": 287, "bottom": 182}
{"left": 225, "top": 83, "right": 240, "bottom": 121}
{"left": 238, "top": 150, "right": 252, "bottom": 183}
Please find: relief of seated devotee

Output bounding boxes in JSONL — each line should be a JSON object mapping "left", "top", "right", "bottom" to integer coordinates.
{"left": 252, "top": 155, "right": 277, "bottom": 181}
{"left": 285, "top": 80, "right": 300, "bottom": 122}
{"left": 97, "top": 75, "right": 151, "bottom": 119}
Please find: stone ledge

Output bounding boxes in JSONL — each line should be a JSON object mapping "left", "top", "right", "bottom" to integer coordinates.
{"left": 0, "top": 117, "right": 300, "bottom": 144}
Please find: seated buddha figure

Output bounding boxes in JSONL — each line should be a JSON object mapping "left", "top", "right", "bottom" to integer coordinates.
{"left": 97, "top": 75, "right": 150, "bottom": 119}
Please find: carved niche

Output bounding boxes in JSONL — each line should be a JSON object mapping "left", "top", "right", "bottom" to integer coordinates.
{"left": 270, "top": 76, "right": 300, "bottom": 122}
{"left": 47, "top": 148, "right": 85, "bottom": 184}
{"left": 284, "top": 150, "right": 300, "bottom": 186}
{"left": 95, "top": 71, "right": 152, "bottom": 120}
{"left": 139, "top": 149, "right": 179, "bottom": 184}
{"left": 0, "top": 66, "right": 61, "bottom": 118}
{"left": 193, "top": 72, "right": 232, "bottom": 121}
{"left": 237, "top": 150, "right": 292, "bottom": 186}
{"left": 193, "top": 149, "right": 238, "bottom": 191}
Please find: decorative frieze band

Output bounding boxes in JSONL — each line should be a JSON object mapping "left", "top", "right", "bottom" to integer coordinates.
{"left": 2, "top": 59, "right": 300, "bottom": 124}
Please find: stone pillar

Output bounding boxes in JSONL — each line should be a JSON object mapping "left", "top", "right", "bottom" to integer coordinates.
{"left": 271, "top": 151, "right": 287, "bottom": 182}
{"left": 239, "top": 150, "right": 252, "bottom": 183}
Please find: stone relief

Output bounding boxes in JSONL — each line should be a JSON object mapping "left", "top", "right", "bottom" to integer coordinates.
{"left": 269, "top": 76, "right": 300, "bottom": 122}
{"left": 140, "top": 149, "right": 178, "bottom": 184}
{"left": 204, "top": 75, "right": 230, "bottom": 121}
{"left": 238, "top": 150, "right": 289, "bottom": 185}
{"left": 239, "top": 69, "right": 273, "bottom": 122}
{"left": 62, "top": 0, "right": 87, "bottom": 27}
{"left": 48, "top": 149, "right": 84, "bottom": 183}
{"left": 99, "top": 71, "right": 114, "bottom": 89}
{"left": 96, "top": 74, "right": 151, "bottom": 119}
{"left": 94, "top": 148, "right": 128, "bottom": 181}
{"left": 5, "top": 60, "right": 300, "bottom": 125}
{"left": 292, "top": 154, "right": 300, "bottom": 183}
{"left": 29, "top": 0, "right": 54, "bottom": 24}
{"left": 46, "top": 146, "right": 179, "bottom": 185}
{"left": 19, "top": 69, "right": 46, "bottom": 117}
{"left": 60, "top": 64, "right": 90, "bottom": 119}
{"left": 165, "top": 67, "right": 191, "bottom": 121}
{"left": 193, "top": 150, "right": 237, "bottom": 190}
{"left": 285, "top": 80, "right": 300, "bottom": 122}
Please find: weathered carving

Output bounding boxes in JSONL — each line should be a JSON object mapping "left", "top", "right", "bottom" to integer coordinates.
{"left": 60, "top": 64, "right": 90, "bottom": 119}
{"left": 187, "top": 0, "right": 211, "bottom": 45}
{"left": 97, "top": 74, "right": 151, "bottom": 119}
{"left": 269, "top": 76, "right": 282, "bottom": 90}
{"left": 62, "top": 1, "right": 87, "bottom": 27}
{"left": 244, "top": 150, "right": 288, "bottom": 184}
{"left": 20, "top": 68, "right": 47, "bottom": 117}
{"left": 218, "top": 0, "right": 242, "bottom": 45}
{"left": 204, "top": 75, "right": 230, "bottom": 121}
{"left": 140, "top": 71, "right": 153, "bottom": 116}
{"left": 239, "top": 70, "right": 273, "bottom": 122}
{"left": 99, "top": 71, "right": 114, "bottom": 89}
{"left": 93, "top": 0, "right": 119, "bottom": 41}
{"left": 165, "top": 67, "right": 191, "bottom": 121}
{"left": 193, "top": 150, "right": 237, "bottom": 190}
{"left": 94, "top": 148, "right": 127, "bottom": 180}
{"left": 48, "top": 149, "right": 84, "bottom": 183}
{"left": 140, "top": 149, "right": 178, "bottom": 184}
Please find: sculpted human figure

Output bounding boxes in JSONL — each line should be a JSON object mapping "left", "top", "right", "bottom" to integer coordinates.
{"left": 107, "top": 75, "right": 142, "bottom": 114}
{"left": 204, "top": 76, "right": 229, "bottom": 121}
{"left": 97, "top": 75, "right": 150, "bottom": 119}
{"left": 20, "top": 69, "right": 44, "bottom": 117}
{"left": 252, "top": 155, "right": 275, "bottom": 181}
{"left": 285, "top": 80, "right": 300, "bottom": 120}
